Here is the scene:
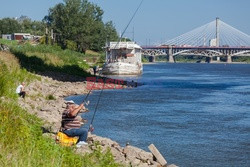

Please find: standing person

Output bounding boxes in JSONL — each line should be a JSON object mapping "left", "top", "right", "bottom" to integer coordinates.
{"left": 61, "top": 100, "right": 91, "bottom": 147}
{"left": 93, "top": 65, "right": 99, "bottom": 76}
{"left": 16, "top": 82, "right": 26, "bottom": 98}
{"left": 93, "top": 66, "right": 97, "bottom": 76}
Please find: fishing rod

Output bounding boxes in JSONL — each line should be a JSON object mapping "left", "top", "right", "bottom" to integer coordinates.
{"left": 113, "top": 0, "right": 144, "bottom": 50}
{"left": 114, "top": 0, "right": 144, "bottom": 80}
{"left": 81, "top": 69, "right": 103, "bottom": 107}
{"left": 88, "top": 0, "right": 144, "bottom": 131}
{"left": 120, "top": 0, "right": 144, "bottom": 41}
{"left": 81, "top": 65, "right": 105, "bottom": 105}
{"left": 88, "top": 77, "right": 106, "bottom": 132}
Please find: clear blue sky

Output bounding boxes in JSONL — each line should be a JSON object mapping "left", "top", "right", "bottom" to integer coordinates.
{"left": 0, "top": 0, "right": 249, "bottom": 45}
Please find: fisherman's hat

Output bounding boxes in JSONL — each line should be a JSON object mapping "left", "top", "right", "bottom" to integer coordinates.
{"left": 65, "top": 100, "right": 75, "bottom": 104}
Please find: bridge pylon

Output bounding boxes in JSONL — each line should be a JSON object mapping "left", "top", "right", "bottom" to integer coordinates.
{"left": 227, "top": 55, "right": 232, "bottom": 63}
{"left": 168, "top": 47, "right": 174, "bottom": 63}
{"left": 149, "top": 56, "right": 155, "bottom": 62}
{"left": 216, "top": 17, "right": 220, "bottom": 47}
{"left": 217, "top": 56, "right": 221, "bottom": 62}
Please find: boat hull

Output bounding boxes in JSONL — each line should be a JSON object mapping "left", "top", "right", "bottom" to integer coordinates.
{"left": 102, "top": 62, "right": 143, "bottom": 75}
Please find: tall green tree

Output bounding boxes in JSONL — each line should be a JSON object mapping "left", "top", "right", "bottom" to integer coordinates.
{"left": 30, "top": 21, "right": 45, "bottom": 36}
{"left": 44, "top": 0, "right": 118, "bottom": 52}
{"left": 0, "top": 18, "right": 20, "bottom": 36}
{"left": 0, "top": 17, "right": 45, "bottom": 36}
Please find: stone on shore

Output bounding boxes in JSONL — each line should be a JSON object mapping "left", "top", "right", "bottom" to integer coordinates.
{"left": 17, "top": 74, "right": 177, "bottom": 167}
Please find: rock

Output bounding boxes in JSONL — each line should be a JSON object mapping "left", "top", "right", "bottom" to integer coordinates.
{"left": 138, "top": 163, "right": 150, "bottom": 167}
{"left": 124, "top": 146, "right": 139, "bottom": 161}
{"left": 40, "top": 107, "right": 51, "bottom": 111}
{"left": 76, "top": 145, "right": 92, "bottom": 155}
{"left": 138, "top": 151, "right": 153, "bottom": 162}
{"left": 14, "top": 74, "right": 177, "bottom": 167}
{"left": 167, "top": 164, "right": 178, "bottom": 167}
{"left": 124, "top": 145, "right": 153, "bottom": 162}
{"left": 150, "top": 161, "right": 162, "bottom": 167}
{"left": 110, "top": 147, "right": 126, "bottom": 163}
{"left": 131, "top": 158, "right": 141, "bottom": 166}
{"left": 62, "top": 103, "right": 67, "bottom": 108}
{"left": 0, "top": 44, "right": 9, "bottom": 51}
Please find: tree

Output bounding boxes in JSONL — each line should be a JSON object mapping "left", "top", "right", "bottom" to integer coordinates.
{"left": 44, "top": 0, "right": 118, "bottom": 52}
{"left": 0, "top": 18, "right": 20, "bottom": 36}
{"left": 30, "top": 21, "right": 45, "bottom": 36}
{"left": 0, "top": 17, "right": 45, "bottom": 37}
{"left": 104, "top": 21, "right": 119, "bottom": 42}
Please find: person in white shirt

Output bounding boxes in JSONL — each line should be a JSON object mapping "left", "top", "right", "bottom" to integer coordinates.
{"left": 16, "top": 82, "right": 26, "bottom": 98}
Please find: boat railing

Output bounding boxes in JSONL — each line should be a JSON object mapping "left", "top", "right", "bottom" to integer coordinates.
{"left": 109, "top": 42, "right": 135, "bottom": 49}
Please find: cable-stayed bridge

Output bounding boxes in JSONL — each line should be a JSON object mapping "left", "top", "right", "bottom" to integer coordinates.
{"left": 142, "top": 18, "right": 250, "bottom": 63}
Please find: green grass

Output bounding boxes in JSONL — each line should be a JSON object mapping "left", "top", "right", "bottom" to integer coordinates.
{"left": 0, "top": 100, "right": 120, "bottom": 167}
{"left": 0, "top": 52, "right": 39, "bottom": 99}
{"left": 0, "top": 39, "right": 106, "bottom": 77}
{"left": 0, "top": 48, "right": 121, "bottom": 167}
{"left": 233, "top": 56, "right": 250, "bottom": 63}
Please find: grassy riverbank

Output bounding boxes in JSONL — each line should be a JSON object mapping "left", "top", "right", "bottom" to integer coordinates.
{"left": 0, "top": 39, "right": 105, "bottom": 77}
{"left": 0, "top": 46, "right": 120, "bottom": 166}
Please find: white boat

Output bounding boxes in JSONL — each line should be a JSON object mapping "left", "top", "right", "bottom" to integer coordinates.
{"left": 102, "top": 41, "right": 143, "bottom": 75}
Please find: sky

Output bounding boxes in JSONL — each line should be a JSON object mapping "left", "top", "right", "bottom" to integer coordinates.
{"left": 0, "top": 0, "right": 250, "bottom": 45}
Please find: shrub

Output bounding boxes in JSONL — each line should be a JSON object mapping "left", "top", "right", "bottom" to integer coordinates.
{"left": 66, "top": 40, "right": 77, "bottom": 51}
{"left": 46, "top": 94, "right": 56, "bottom": 100}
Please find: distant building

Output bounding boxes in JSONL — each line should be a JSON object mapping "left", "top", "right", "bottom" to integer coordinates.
{"left": 13, "top": 33, "right": 31, "bottom": 40}
{"left": 2, "top": 33, "right": 41, "bottom": 42}
{"left": 2, "top": 34, "right": 12, "bottom": 40}
{"left": 209, "top": 38, "right": 217, "bottom": 47}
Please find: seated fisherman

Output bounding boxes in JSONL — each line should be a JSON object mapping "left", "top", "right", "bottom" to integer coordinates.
{"left": 61, "top": 100, "right": 90, "bottom": 147}
{"left": 16, "top": 82, "right": 26, "bottom": 98}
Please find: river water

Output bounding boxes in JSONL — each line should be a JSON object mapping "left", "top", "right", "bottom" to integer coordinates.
{"left": 66, "top": 63, "right": 250, "bottom": 167}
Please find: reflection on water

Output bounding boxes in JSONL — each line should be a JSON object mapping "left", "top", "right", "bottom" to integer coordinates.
{"left": 66, "top": 63, "right": 250, "bottom": 167}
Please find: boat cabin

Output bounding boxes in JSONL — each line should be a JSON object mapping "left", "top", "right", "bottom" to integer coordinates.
{"left": 106, "top": 42, "right": 142, "bottom": 64}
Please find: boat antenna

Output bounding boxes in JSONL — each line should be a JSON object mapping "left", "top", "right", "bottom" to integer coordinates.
{"left": 119, "top": 0, "right": 144, "bottom": 41}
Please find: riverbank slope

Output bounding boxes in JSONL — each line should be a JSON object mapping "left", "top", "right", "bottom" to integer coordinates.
{"left": 0, "top": 47, "right": 177, "bottom": 166}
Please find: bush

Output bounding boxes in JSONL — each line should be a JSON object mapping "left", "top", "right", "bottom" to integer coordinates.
{"left": 46, "top": 94, "right": 56, "bottom": 100}
{"left": 66, "top": 40, "right": 77, "bottom": 51}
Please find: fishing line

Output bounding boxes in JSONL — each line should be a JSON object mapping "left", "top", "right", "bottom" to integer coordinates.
{"left": 88, "top": 71, "right": 106, "bottom": 131}
{"left": 120, "top": 0, "right": 144, "bottom": 40}
{"left": 88, "top": 0, "right": 144, "bottom": 130}
{"left": 89, "top": 80, "right": 105, "bottom": 126}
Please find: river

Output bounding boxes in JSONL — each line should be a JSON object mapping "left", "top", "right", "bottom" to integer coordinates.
{"left": 66, "top": 63, "right": 250, "bottom": 167}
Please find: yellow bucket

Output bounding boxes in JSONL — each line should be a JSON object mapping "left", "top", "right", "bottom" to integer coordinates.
{"left": 56, "top": 132, "right": 78, "bottom": 146}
